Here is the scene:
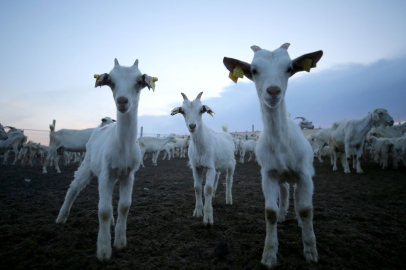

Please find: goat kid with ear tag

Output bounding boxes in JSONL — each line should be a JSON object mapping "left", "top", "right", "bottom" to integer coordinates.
{"left": 171, "top": 92, "right": 236, "bottom": 227}
{"left": 224, "top": 44, "right": 322, "bottom": 268}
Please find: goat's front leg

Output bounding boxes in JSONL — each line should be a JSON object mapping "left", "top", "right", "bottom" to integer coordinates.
{"left": 332, "top": 151, "right": 338, "bottom": 171}
{"left": 295, "top": 174, "right": 318, "bottom": 263}
{"left": 114, "top": 172, "right": 135, "bottom": 250}
{"left": 97, "top": 170, "right": 116, "bottom": 261}
{"left": 344, "top": 145, "right": 351, "bottom": 173}
{"left": 3, "top": 150, "right": 9, "bottom": 164}
{"left": 355, "top": 151, "right": 363, "bottom": 173}
{"left": 54, "top": 155, "right": 62, "bottom": 173}
{"left": 192, "top": 168, "right": 204, "bottom": 218}
{"left": 261, "top": 169, "right": 280, "bottom": 268}
{"left": 203, "top": 168, "right": 216, "bottom": 226}
{"left": 225, "top": 168, "right": 234, "bottom": 205}
{"left": 12, "top": 147, "right": 19, "bottom": 165}
{"left": 278, "top": 182, "right": 289, "bottom": 222}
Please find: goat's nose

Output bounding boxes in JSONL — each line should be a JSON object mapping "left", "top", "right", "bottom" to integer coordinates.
{"left": 117, "top": 96, "right": 128, "bottom": 105}
{"left": 266, "top": 86, "right": 281, "bottom": 97}
{"left": 189, "top": 124, "right": 196, "bottom": 130}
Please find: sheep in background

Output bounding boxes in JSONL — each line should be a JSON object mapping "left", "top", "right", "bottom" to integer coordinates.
{"left": 171, "top": 92, "right": 235, "bottom": 226}
{"left": 56, "top": 58, "right": 157, "bottom": 261}
{"left": 224, "top": 43, "right": 322, "bottom": 267}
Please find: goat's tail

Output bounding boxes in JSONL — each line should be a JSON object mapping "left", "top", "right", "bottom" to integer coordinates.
{"left": 49, "top": 124, "right": 55, "bottom": 132}
{"left": 221, "top": 124, "right": 229, "bottom": 133}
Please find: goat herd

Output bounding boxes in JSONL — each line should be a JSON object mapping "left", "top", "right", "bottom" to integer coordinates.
{"left": 1, "top": 43, "right": 405, "bottom": 269}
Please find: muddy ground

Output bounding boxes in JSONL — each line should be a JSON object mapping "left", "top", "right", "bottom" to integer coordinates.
{"left": 0, "top": 153, "right": 405, "bottom": 270}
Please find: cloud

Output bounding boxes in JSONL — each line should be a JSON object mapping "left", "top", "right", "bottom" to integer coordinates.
{"left": 139, "top": 57, "right": 406, "bottom": 134}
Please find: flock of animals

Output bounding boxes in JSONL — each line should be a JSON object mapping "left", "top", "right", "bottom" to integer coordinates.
{"left": 0, "top": 43, "right": 405, "bottom": 268}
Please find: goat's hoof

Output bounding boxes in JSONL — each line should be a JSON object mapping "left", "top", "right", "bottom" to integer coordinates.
{"left": 114, "top": 238, "right": 127, "bottom": 250}
{"left": 97, "top": 246, "right": 112, "bottom": 261}
{"left": 303, "top": 244, "right": 318, "bottom": 263}
{"left": 193, "top": 208, "right": 203, "bottom": 218}
{"left": 261, "top": 250, "right": 277, "bottom": 268}
{"left": 344, "top": 170, "right": 350, "bottom": 174}
{"left": 356, "top": 170, "right": 363, "bottom": 174}
{"left": 203, "top": 213, "right": 214, "bottom": 226}
{"left": 55, "top": 216, "right": 67, "bottom": 223}
{"left": 151, "top": 164, "right": 157, "bottom": 166}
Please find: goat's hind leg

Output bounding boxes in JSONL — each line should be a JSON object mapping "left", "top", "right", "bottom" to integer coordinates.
{"left": 114, "top": 172, "right": 135, "bottom": 250}
{"left": 225, "top": 167, "right": 234, "bottom": 205}
{"left": 295, "top": 174, "right": 318, "bottom": 263}
{"left": 261, "top": 169, "right": 280, "bottom": 268}
{"left": 56, "top": 163, "right": 94, "bottom": 223}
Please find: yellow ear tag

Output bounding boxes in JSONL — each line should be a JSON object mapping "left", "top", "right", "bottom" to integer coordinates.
{"left": 171, "top": 107, "right": 179, "bottom": 115}
{"left": 374, "top": 114, "right": 378, "bottom": 118}
{"left": 233, "top": 65, "right": 244, "bottom": 78}
{"left": 300, "top": 58, "right": 313, "bottom": 72}
{"left": 150, "top": 77, "right": 158, "bottom": 92}
{"left": 229, "top": 72, "right": 239, "bottom": 83}
{"left": 207, "top": 108, "right": 215, "bottom": 117}
{"left": 94, "top": 74, "right": 99, "bottom": 82}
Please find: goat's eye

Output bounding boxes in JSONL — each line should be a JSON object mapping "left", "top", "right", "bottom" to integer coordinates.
{"left": 252, "top": 69, "right": 258, "bottom": 75}
{"left": 286, "top": 67, "right": 293, "bottom": 74}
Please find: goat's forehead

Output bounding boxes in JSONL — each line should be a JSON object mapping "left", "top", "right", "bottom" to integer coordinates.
{"left": 109, "top": 65, "right": 141, "bottom": 81}
{"left": 182, "top": 99, "right": 202, "bottom": 109}
{"left": 252, "top": 48, "right": 291, "bottom": 66}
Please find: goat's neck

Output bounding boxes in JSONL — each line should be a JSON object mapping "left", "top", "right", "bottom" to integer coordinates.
{"left": 356, "top": 114, "right": 375, "bottom": 138}
{"left": 160, "top": 136, "right": 172, "bottom": 147}
{"left": 260, "top": 100, "right": 289, "bottom": 142}
{"left": 190, "top": 124, "right": 209, "bottom": 149}
{"left": 114, "top": 104, "right": 138, "bottom": 145}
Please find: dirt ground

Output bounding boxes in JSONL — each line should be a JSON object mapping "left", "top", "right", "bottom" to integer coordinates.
{"left": 0, "top": 153, "right": 405, "bottom": 270}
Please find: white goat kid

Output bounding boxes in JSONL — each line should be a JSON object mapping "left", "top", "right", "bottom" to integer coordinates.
{"left": 162, "top": 142, "right": 175, "bottom": 160}
{"left": 171, "top": 92, "right": 236, "bottom": 226}
{"left": 294, "top": 117, "right": 314, "bottom": 130}
{"left": 139, "top": 135, "right": 177, "bottom": 167}
{"left": 1, "top": 127, "right": 27, "bottom": 165}
{"left": 43, "top": 117, "right": 115, "bottom": 173}
{"left": 329, "top": 109, "right": 393, "bottom": 173}
{"left": 224, "top": 43, "right": 322, "bottom": 268}
{"left": 55, "top": 58, "right": 157, "bottom": 261}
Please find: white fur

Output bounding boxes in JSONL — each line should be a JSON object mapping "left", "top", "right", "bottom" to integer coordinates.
{"left": 294, "top": 117, "right": 314, "bottom": 130}
{"left": 239, "top": 140, "right": 256, "bottom": 163}
{"left": 329, "top": 109, "right": 393, "bottom": 173}
{"left": 1, "top": 127, "right": 27, "bottom": 165}
{"left": 139, "top": 135, "right": 177, "bottom": 167}
{"left": 171, "top": 92, "right": 236, "bottom": 226}
{"left": 56, "top": 59, "right": 156, "bottom": 261}
{"left": 0, "top": 124, "right": 7, "bottom": 140}
{"left": 42, "top": 117, "right": 115, "bottom": 173}
{"left": 224, "top": 43, "right": 321, "bottom": 267}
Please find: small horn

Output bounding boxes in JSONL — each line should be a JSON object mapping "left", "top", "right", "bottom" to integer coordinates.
{"left": 196, "top": 92, "right": 203, "bottom": 100}
{"left": 114, "top": 58, "right": 119, "bottom": 66}
{"left": 280, "top": 43, "right": 290, "bottom": 50}
{"left": 181, "top": 93, "right": 189, "bottom": 101}
{"left": 251, "top": 45, "right": 262, "bottom": 53}
{"left": 133, "top": 59, "right": 138, "bottom": 66}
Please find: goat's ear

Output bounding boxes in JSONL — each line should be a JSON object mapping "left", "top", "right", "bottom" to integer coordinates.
{"left": 223, "top": 57, "right": 252, "bottom": 81}
{"left": 94, "top": 73, "right": 110, "bottom": 87}
{"left": 112, "top": 119, "right": 116, "bottom": 122}
{"left": 290, "top": 50, "right": 323, "bottom": 76}
{"left": 142, "top": 74, "right": 158, "bottom": 92}
{"left": 202, "top": 105, "right": 215, "bottom": 117}
{"left": 171, "top": 107, "right": 182, "bottom": 116}
{"left": 101, "top": 118, "right": 106, "bottom": 122}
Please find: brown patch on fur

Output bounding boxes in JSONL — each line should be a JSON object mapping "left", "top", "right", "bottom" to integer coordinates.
{"left": 299, "top": 208, "right": 312, "bottom": 221}
{"left": 205, "top": 185, "right": 213, "bottom": 196}
{"left": 265, "top": 209, "right": 277, "bottom": 224}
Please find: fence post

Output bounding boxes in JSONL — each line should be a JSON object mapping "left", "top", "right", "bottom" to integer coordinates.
{"left": 53, "top": 119, "right": 56, "bottom": 129}
{"left": 140, "top": 126, "right": 143, "bottom": 137}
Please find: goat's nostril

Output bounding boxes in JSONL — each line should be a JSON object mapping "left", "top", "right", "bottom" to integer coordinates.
{"left": 189, "top": 124, "right": 196, "bottom": 130}
{"left": 117, "top": 97, "right": 128, "bottom": 105}
{"left": 267, "top": 86, "right": 281, "bottom": 97}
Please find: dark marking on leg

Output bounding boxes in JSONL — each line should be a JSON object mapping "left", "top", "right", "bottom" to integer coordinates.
{"left": 266, "top": 209, "right": 277, "bottom": 224}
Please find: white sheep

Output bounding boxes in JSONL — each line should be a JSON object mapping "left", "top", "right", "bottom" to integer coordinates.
{"left": 224, "top": 43, "right": 322, "bottom": 268}
{"left": 171, "top": 92, "right": 235, "bottom": 226}
{"left": 55, "top": 58, "right": 157, "bottom": 261}
{"left": 43, "top": 117, "right": 115, "bottom": 173}
{"left": 139, "top": 135, "right": 177, "bottom": 167}
{"left": 329, "top": 109, "right": 394, "bottom": 173}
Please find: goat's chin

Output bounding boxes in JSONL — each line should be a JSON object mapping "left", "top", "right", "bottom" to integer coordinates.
{"left": 117, "top": 106, "right": 131, "bottom": 115}
{"left": 263, "top": 97, "right": 282, "bottom": 108}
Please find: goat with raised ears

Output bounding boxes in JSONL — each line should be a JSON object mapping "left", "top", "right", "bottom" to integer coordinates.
{"left": 224, "top": 43, "right": 322, "bottom": 268}
{"left": 55, "top": 58, "right": 157, "bottom": 261}
{"left": 171, "top": 92, "right": 235, "bottom": 226}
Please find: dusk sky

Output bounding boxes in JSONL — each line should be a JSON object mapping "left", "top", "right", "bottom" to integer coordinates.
{"left": 1, "top": 0, "right": 405, "bottom": 135}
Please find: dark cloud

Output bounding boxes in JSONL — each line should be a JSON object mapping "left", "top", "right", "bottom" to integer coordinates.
{"left": 139, "top": 57, "right": 406, "bottom": 134}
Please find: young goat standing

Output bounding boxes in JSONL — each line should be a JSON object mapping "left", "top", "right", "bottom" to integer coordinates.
{"left": 56, "top": 58, "right": 157, "bottom": 261}
{"left": 224, "top": 43, "right": 322, "bottom": 268}
{"left": 171, "top": 92, "right": 235, "bottom": 226}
